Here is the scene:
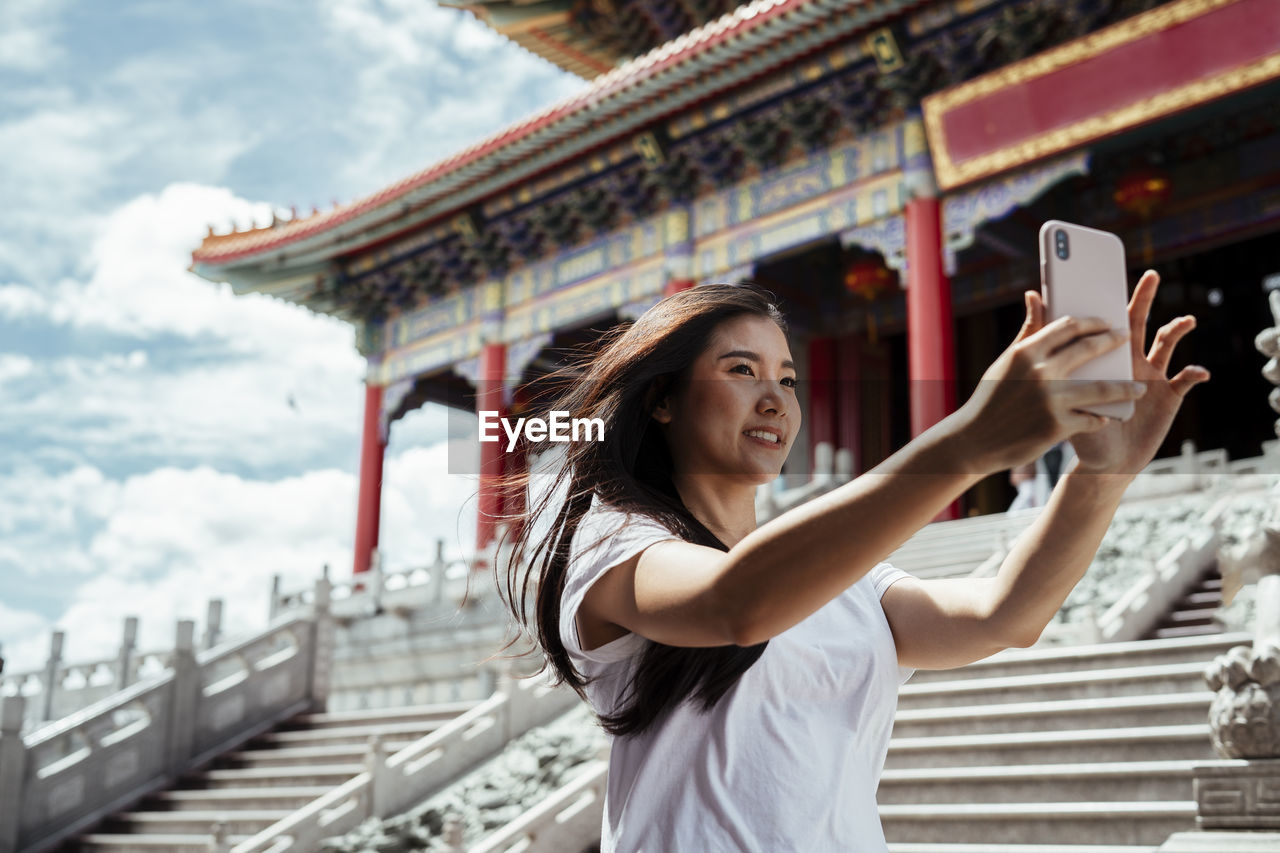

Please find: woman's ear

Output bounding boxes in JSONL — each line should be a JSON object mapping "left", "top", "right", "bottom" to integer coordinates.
{"left": 645, "top": 377, "right": 674, "bottom": 424}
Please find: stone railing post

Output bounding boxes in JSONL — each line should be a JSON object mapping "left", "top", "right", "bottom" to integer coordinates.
{"left": 41, "top": 630, "right": 63, "bottom": 723}
{"left": 0, "top": 694, "right": 27, "bottom": 853}
{"left": 117, "top": 616, "right": 138, "bottom": 691}
{"left": 166, "top": 620, "right": 199, "bottom": 780}
{"left": 433, "top": 539, "right": 446, "bottom": 604}
{"left": 269, "top": 573, "right": 282, "bottom": 621}
{"left": 204, "top": 599, "right": 223, "bottom": 651}
{"left": 309, "top": 571, "right": 334, "bottom": 713}
{"left": 364, "top": 733, "right": 389, "bottom": 818}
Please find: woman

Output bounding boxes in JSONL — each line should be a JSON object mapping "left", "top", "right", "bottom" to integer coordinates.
{"left": 494, "top": 276, "right": 1208, "bottom": 852}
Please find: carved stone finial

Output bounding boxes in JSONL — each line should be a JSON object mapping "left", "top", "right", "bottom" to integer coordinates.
{"left": 1206, "top": 641, "right": 1280, "bottom": 758}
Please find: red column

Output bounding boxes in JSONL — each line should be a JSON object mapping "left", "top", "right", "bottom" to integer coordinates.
{"left": 836, "top": 335, "right": 863, "bottom": 474}
{"left": 807, "top": 337, "right": 837, "bottom": 467}
{"left": 353, "top": 383, "right": 386, "bottom": 575}
{"left": 476, "top": 343, "right": 506, "bottom": 550}
{"left": 906, "top": 191, "right": 960, "bottom": 519}
{"left": 664, "top": 277, "right": 695, "bottom": 296}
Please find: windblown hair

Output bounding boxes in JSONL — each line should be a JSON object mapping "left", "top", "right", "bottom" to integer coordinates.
{"left": 492, "top": 283, "right": 788, "bottom": 737}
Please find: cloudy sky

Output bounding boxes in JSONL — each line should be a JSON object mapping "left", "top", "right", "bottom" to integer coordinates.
{"left": 0, "top": 0, "right": 586, "bottom": 673}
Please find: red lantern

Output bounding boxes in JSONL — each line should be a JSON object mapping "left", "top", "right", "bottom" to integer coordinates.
{"left": 844, "top": 257, "right": 895, "bottom": 301}
{"left": 1113, "top": 167, "right": 1172, "bottom": 219}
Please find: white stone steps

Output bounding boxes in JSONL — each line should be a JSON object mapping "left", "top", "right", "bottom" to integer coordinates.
{"left": 150, "top": 786, "right": 331, "bottom": 811}
{"left": 224, "top": 740, "right": 416, "bottom": 767}
{"left": 885, "top": 840, "right": 1157, "bottom": 845}
{"left": 877, "top": 759, "right": 1197, "bottom": 805}
{"left": 286, "top": 700, "right": 473, "bottom": 729}
{"left": 879, "top": 801, "right": 1196, "bottom": 845}
{"left": 891, "top": 692, "right": 1210, "bottom": 737}
{"left": 884, "top": 724, "right": 1214, "bottom": 769}
{"left": 898, "top": 662, "right": 1213, "bottom": 710}
{"left": 77, "top": 834, "right": 253, "bottom": 852}
{"left": 111, "top": 810, "right": 290, "bottom": 836}
{"left": 198, "top": 763, "right": 363, "bottom": 788}
{"left": 255, "top": 719, "right": 443, "bottom": 747}
{"left": 1153, "top": 624, "right": 1222, "bottom": 640}
{"left": 906, "top": 634, "right": 1245, "bottom": 684}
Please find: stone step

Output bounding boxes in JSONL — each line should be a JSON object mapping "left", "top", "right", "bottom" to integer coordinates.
{"left": 1184, "top": 590, "right": 1222, "bottom": 607}
{"left": 76, "top": 835, "right": 253, "bottom": 852}
{"left": 905, "top": 634, "right": 1244, "bottom": 686}
{"left": 884, "top": 724, "right": 1215, "bottom": 769}
{"left": 876, "top": 759, "right": 1197, "bottom": 805}
{"left": 879, "top": 801, "right": 1196, "bottom": 846}
{"left": 255, "top": 719, "right": 443, "bottom": 748}
{"left": 108, "top": 811, "right": 289, "bottom": 836}
{"left": 195, "top": 763, "right": 363, "bottom": 789}
{"left": 899, "top": 662, "right": 1214, "bottom": 710}
{"left": 222, "top": 740, "right": 416, "bottom": 768}
{"left": 1160, "top": 608, "right": 1220, "bottom": 625}
{"left": 891, "top": 692, "right": 1211, "bottom": 738}
{"left": 1201, "top": 577, "right": 1223, "bottom": 591}
{"left": 1153, "top": 624, "right": 1224, "bottom": 640}
{"left": 149, "top": 786, "right": 331, "bottom": 811}
{"left": 284, "top": 700, "right": 473, "bottom": 730}
{"left": 888, "top": 844, "right": 1157, "bottom": 852}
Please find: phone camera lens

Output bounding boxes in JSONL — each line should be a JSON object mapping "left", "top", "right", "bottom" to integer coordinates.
{"left": 1054, "top": 230, "right": 1069, "bottom": 260}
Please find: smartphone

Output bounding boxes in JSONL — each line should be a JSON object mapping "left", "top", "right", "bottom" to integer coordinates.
{"left": 1039, "top": 220, "right": 1135, "bottom": 421}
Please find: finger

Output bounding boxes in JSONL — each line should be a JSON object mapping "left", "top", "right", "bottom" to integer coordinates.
{"left": 1012, "top": 291, "right": 1043, "bottom": 344}
{"left": 1026, "top": 314, "right": 1114, "bottom": 360}
{"left": 1148, "top": 315, "right": 1197, "bottom": 374}
{"left": 1128, "top": 270, "right": 1159, "bottom": 359}
{"left": 1057, "top": 378, "right": 1147, "bottom": 411}
{"left": 1064, "top": 408, "right": 1109, "bottom": 435}
{"left": 1169, "top": 364, "right": 1211, "bottom": 397}
{"left": 1049, "top": 325, "right": 1131, "bottom": 376}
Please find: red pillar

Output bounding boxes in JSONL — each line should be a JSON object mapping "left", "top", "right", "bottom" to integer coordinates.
{"left": 664, "top": 277, "right": 695, "bottom": 296}
{"left": 836, "top": 335, "right": 863, "bottom": 474}
{"left": 906, "top": 190, "right": 960, "bottom": 520}
{"left": 353, "top": 383, "right": 386, "bottom": 575}
{"left": 808, "top": 337, "right": 837, "bottom": 467}
{"left": 476, "top": 343, "right": 506, "bottom": 550}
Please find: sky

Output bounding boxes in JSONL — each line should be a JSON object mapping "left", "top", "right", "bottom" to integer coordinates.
{"left": 0, "top": 0, "right": 587, "bottom": 674}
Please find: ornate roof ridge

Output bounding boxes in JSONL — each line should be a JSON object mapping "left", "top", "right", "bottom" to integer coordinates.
{"left": 193, "top": 0, "right": 899, "bottom": 267}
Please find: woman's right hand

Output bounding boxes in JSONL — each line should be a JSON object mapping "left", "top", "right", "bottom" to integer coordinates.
{"left": 954, "top": 290, "right": 1147, "bottom": 476}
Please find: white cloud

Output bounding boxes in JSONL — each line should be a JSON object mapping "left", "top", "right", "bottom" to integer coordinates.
{"left": 0, "top": 448, "right": 479, "bottom": 673}
{"left": 318, "top": 0, "right": 587, "bottom": 196}
{"left": 0, "top": 0, "right": 66, "bottom": 72}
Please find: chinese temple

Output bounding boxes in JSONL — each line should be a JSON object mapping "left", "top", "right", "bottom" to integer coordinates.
{"left": 191, "top": 0, "right": 1280, "bottom": 577}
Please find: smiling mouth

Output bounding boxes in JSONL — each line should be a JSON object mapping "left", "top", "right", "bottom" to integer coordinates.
{"left": 743, "top": 429, "right": 781, "bottom": 445}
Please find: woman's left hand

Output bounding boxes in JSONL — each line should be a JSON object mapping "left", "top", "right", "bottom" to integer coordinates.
{"left": 1023, "top": 269, "right": 1211, "bottom": 476}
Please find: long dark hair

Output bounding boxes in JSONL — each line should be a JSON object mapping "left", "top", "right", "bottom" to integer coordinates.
{"left": 492, "top": 283, "right": 788, "bottom": 737}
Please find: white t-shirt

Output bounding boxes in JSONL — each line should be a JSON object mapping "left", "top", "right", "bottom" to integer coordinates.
{"left": 561, "top": 494, "right": 915, "bottom": 853}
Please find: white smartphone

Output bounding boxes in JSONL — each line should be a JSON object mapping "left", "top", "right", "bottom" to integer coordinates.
{"left": 1039, "top": 220, "right": 1135, "bottom": 421}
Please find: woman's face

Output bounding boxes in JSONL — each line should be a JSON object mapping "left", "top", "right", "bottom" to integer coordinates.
{"left": 653, "top": 314, "right": 800, "bottom": 486}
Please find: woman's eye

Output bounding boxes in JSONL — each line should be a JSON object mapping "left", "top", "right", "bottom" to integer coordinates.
{"left": 781, "top": 377, "right": 797, "bottom": 388}
{"left": 732, "top": 363, "right": 754, "bottom": 376}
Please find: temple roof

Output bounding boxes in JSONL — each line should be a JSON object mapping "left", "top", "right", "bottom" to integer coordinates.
{"left": 192, "top": 0, "right": 924, "bottom": 273}
{"left": 440, "top": 0, "right": 744, "bottom": 79}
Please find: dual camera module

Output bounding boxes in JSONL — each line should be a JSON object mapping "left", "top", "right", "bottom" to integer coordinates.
{"left": 1054, "top": 228, "right": 1070, "bottom": 260}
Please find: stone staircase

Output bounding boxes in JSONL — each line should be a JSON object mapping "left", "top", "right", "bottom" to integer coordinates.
{"left": 879, "top": 632, "right": 1248, "bottom": 851}
{"left": 70, "top": 701, "right": 473, "bottom": 852}
{"left": 1144, "top": 565, "right": 1225, "bottom": 641}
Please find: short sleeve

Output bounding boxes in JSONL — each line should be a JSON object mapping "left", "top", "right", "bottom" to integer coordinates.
{"left": 869, "top": 561, "right": 916, "bottom": 685}
{"left": 561, "top": 497, "right": 680, "bottom": 667}
{"left": 870, "top": 561, "right": 912, "bottom": 600}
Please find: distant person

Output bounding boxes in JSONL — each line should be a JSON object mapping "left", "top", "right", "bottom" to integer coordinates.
{"left": 494, "top": 277, "right": 1206, "bottom": 851}
{"left": 1008, "top": 441, "right": 1077, "bottom": 512}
